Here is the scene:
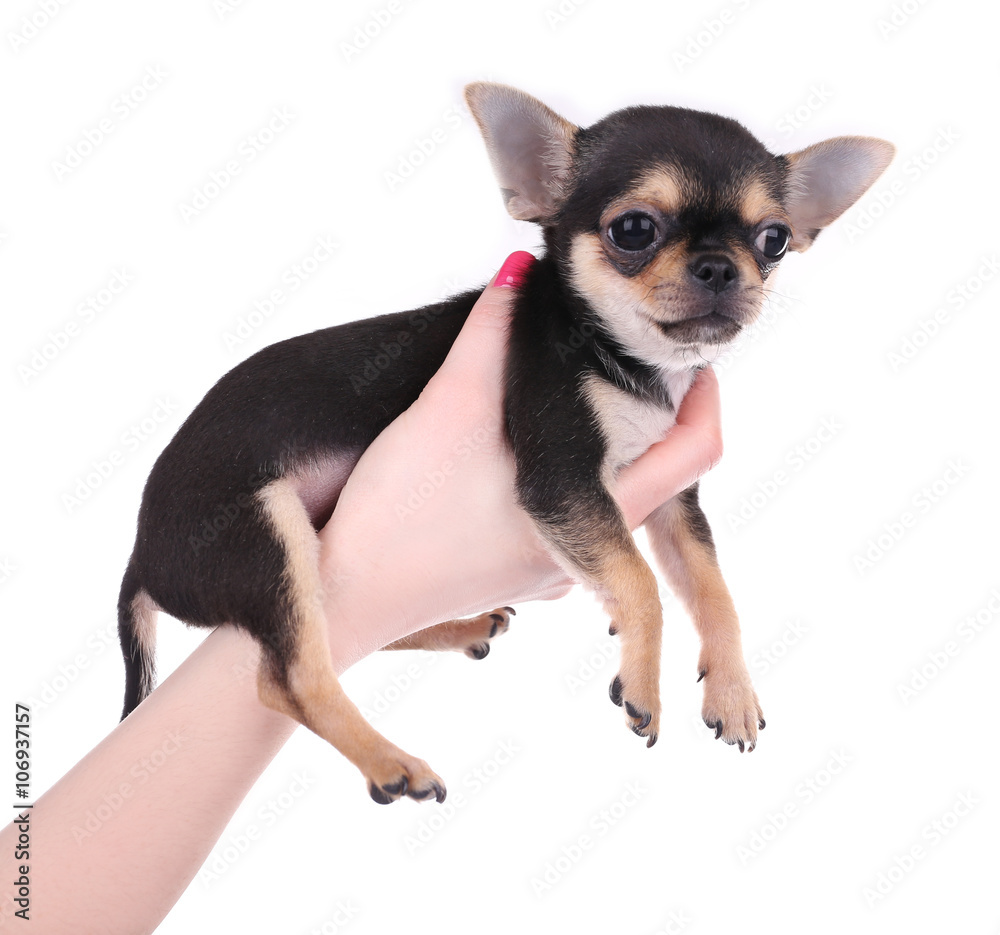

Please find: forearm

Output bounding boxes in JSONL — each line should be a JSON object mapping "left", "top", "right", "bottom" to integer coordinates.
{"left": 0, "top": 626, "right": 297, "bottom": 935}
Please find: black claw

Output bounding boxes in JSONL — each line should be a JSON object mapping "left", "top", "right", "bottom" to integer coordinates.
{"left": 503, "top": 606, "right": 516, "bottom": 616}
{"left": 489, "top": 620, "right": 499, "bottom": 638}
{"left": 759, "top": 718, "right": 766, "bottom": 730}
{"left": 624, "top": 702, "right": 651, "bottom": 730}
{"left": 382, "top": 776, "right": 408, "bottom": 797}
{"left": 369, "top": 783, "right": 393, "bottom": 805}
{"left": 470, "top": 643, "right": 490, "bottom": 660}
{"left": 738, "top": 739, "right": 745, "bottom": 753}
{"left": 714, "top": 721, "right": 723, "bottom": 740}
{"left": 408, "top": 779, "right": 447, "bottom": 803}
{"left": 697, "top": 669, "right": 707, "bottom": 682}
{"left": 646, "top": 733, "right": 657, "bottom": 749}
{"left": 609, "top": 623, "right": 618, "bottom": 636}
{"left": 609, "top": 675, "right": 623, "bottom": 706}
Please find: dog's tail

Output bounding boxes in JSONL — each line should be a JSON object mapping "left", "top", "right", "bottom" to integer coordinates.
{"left": 118, "top": 559, "right": 158, "bottom": 721}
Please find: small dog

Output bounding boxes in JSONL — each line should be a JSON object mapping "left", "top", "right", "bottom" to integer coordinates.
{"left": 118, "top": 83, "right": 893, "bottom": 803}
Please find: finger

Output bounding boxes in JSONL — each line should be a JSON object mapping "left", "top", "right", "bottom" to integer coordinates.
{"left": 422, "top": 251, "right": 535, "bottom": 400}
{"left": 612, "top": 367, "right": 724, "bottom": 528}
{"left": 674, "top": 365, "right": 721, "bottom": 436}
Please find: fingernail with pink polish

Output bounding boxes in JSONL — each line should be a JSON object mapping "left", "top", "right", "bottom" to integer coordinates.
{"left": 492, "top": 251, "right": 536, "bottom": 289}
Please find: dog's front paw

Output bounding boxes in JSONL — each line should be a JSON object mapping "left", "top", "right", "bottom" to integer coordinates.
{"left": 366, "top": 752, "right": 447, "bottom": 805}
{"left": 698, "top": 663, "right": 765, "bottom": 753}
{"left": 463, "top": 606, "right": 514, "bottom": 660}
{"left": 609, "top": 673, "right": 660, "bottom": 748}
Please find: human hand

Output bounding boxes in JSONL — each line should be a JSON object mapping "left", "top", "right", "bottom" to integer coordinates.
{"left": 318, "top": 252, "right": 724, "bottom": 667}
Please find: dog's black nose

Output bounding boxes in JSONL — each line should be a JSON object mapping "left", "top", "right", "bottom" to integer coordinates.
{"left": 688, "top": 254, "right": 738, "bottom": 293}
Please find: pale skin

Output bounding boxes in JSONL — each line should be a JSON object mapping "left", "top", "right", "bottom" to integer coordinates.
{"left": 0, "top": 252, "right": 724, "bottom": 934}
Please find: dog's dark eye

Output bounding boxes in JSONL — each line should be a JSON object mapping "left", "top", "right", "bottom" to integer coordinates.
{"left": 756, "top": 226, "right": 790, "bottom": 259}
{"left": 609, "top": 213, "right": 657, "bottom": 251}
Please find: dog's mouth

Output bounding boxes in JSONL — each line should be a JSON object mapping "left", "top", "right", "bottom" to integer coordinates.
{"left": 648, "top": 310, "right": 744, "bottom": 345}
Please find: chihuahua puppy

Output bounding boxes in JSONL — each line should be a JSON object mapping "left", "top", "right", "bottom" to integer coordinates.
{"left": 118, "top": 83, "right": 893, "bottom": 804}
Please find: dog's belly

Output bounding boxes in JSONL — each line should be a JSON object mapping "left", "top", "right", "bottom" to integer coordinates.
{"left": 288, "top": 451, "right": 364, "bottom": 527}
{"left": 585, "top": 370, "right": 696, "bottom": 478}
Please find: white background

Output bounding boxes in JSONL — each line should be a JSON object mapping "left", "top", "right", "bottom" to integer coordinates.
{"left": 2, "top": 1, "right": 999, "bottom": 932}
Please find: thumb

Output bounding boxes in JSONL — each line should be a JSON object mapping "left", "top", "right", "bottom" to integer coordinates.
{"left": 613, "top": 366, "right": 724, "bottom": 528}
{"left": 421, "top": 251, "right": 536, "bottom": 402}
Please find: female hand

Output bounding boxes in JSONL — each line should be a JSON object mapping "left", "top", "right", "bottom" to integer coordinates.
{"left": 319, "top": 251, "right": 724, "bottom": 665}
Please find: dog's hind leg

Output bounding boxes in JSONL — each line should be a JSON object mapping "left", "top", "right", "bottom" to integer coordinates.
{"left": 381, "top": 606, "right": 514, "bottom": 659}
{"left": 644, "top": 483, "right": 764, "bottom": 752}
{"left": 255, "top": 478, "right": 447, "bottom": 804}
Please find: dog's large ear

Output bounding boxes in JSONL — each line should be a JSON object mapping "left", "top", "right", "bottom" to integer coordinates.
{"left": 464, "top": 82, "right": 578, "bottom": 223}
{"left": 783, "top": 137, "right": 895, "bottom": 251}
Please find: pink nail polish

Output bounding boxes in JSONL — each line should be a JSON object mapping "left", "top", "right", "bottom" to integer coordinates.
{"left": 492, "top": 251, "right": 536, "bottom": 289}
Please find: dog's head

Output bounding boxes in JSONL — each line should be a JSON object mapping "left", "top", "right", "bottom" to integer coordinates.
{"left": 465, "top": 82, "right": 894, "bottom": 369}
